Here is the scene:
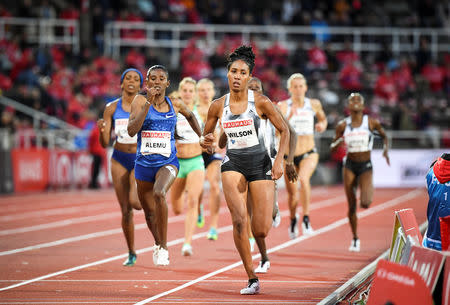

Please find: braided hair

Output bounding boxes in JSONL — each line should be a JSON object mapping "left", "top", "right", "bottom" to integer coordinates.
{"left": 227, "top": 45, "right": 256, "bottom": 74}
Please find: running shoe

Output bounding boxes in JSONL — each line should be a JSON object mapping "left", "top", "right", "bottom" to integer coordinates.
{"left": 156, "top": 247, "right": 170, "bottom": 266}
{"left": 249, "top": 237, "right": 256, "bottom": 252}
{"left": 255, "top": 260, "right": 270, "bottom": 273}
{"left": 207, "top": 227, "right": 218, "bottom": 240}
{"left": 349, "top": 238, "right": 360, "bottom": 252}
{"left": 288, "top": 213, "right": 299, "bottom": 239}
{"left": 196, "top": 204, "right": 205, "bottom": 228}
{"left": 123, "top": 252, "right": 137, "bottom": 266}
{"left": 302, "top": 215, "right": 314, "bottom": 235}
{"left": 240, "top": 279, "right": 260, "bottom": 295}
{"left": 181, "top": 243, "right": 193, "bottom": 256}
{"left": 272, "top": 202, "right": 281, "bottom": 228}
{"left": 152, "top": 245, "right": 159, "bottom": 265}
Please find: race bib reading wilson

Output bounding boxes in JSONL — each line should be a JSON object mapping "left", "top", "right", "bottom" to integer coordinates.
{"left": 115, "top": 119, "right": 137, "bottom": 144}
{"left": 223, "top": 119, "right": 259, "bottom": 149}
{"left": 140, "top": 130, "right": 171, "bottom": 157}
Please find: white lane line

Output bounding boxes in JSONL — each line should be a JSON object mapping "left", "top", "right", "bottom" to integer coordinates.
{"left": 0, "top": 227, "right": 129, "bottom": 257}
{"left": 0, "top": 279, "right": 339, "bottom": 284}
{"left": 0, "top": 193, "right": 349, "bottom": 291}
{"left": 0, "top": 203, "right": 112, "bottom": 222}
{"left": 0, "top": 187, "right": 328, "bottom": 221}
{"left": 0, "top": 224, "right": 234, "bottom": 292}
{"left": 0, "top": 213, "right": 119, "bottom": 236}
{"left": 0, "top": 196, "right": 346, "bottom": 256}
{"left": 0, "top": 301, "right": 314, "bottom": 304}
{"left": 0, "top": 192, "right": 114, "bottom": 213}
{"left": 133, "top": 189, "right": 422, "bottom": 304}
{"left": 0, "top": 190, "right": 413, "bottom": 293}
{"left": 0, "top": 211, "right": 207, "bottom": 256}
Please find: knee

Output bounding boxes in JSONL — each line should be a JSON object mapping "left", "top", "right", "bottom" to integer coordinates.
{"left": 286, "top": 186, "right": 297, "bottom": 197}
{"left": 209, "top": 181, "right": 219, "bottom": 194}
{"left": 232, "top": 215, "right": 247, "bottom": 235}
{"left": 130, "top": 199, "right": 142, "bottom": 210}
{"left": 144, "top": 208, "right": 156, "bottom": 222}
{"left": 348, "top": 204, "right": 357, "bottom": 216}
{"left": 153, "top": 188, "right": 166, "bottom": 204}
{"left": 121, "top": 206, "right": 133, "bottom": 219}
{"left": 172, "top": 206, "right": 182, "bottom": 215}
{"left": 144, "top": 213, "right": 154, "bottom": 225}
{"left": 187, "top": 194, "right": 199, "bottom": 209}
{"left": 299, "top": 176, "right": 309, "bottom": 187}
{"left": 252, "top": 227, "right": 268, "bottom": 238}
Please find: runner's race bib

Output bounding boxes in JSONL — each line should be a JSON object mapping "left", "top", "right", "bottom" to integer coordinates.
{"left": 115, "top": 119, "right": 137, "bottom": 144}
{"left": 223, "top": 119, "right": 259, "bottom": 149}
{"left": 290, "top": 110, "right": 314, "bottom": 135}
{"left": 140, "top": 130, "right": 171, "bottom": 157}
{"left": 345, "top": 130, "right": 370, "bottom": 153}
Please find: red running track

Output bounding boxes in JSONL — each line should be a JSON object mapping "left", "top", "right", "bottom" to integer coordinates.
{"left": 0, "top": 186, "right": 428, "bottom": 304}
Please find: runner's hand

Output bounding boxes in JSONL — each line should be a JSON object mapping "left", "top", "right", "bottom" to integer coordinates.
{"left": 271, "top": 158, "right": 283, "bottom": 180}
{"left": 383, "top": 149, "right": 390, "bottom": 166}
{"left": 97, "top": 119, "right": 106, "bottom": 132}
{"left": 285, "top": 162, "right": 298, "bottom": 182}
{"left": 200, "top": 133, "right": 215, "bottom": 153}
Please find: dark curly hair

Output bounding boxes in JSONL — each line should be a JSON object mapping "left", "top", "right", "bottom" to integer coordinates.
{"left": 227, "top": 45, "right": 256, "bottom": 73}
{"left": 146, "top": 65, "right": 169, "bottom": 79}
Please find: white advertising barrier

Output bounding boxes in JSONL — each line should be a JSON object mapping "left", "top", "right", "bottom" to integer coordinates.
{"left": 372, "top": 149, "right": 448, "bottom": 188}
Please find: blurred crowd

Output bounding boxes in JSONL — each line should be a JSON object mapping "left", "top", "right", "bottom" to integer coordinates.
{"left": 0, "top": 0, "right": 449, "bottom": 149}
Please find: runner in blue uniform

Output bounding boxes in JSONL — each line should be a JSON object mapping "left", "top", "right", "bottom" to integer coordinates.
{"left": 127, "top": 65, "right": 202, "bottom": 266}
{"left": 97, "top": 68, "right": 142, "bottom": 266}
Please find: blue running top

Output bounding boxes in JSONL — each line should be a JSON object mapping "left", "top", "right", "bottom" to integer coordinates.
{"left": 112, "top": 98, "right": 137, "bottom": 144}
{"left": 136, "top": 96, "right": 178, "bottom": 167}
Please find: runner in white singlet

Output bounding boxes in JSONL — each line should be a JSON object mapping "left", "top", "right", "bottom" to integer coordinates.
{"left": 278, "top": 73, "right": 327, "bottom": 239}
{"left": 330, "top": 93, "right": 390, "bottom": 252}
{"left": 200, "top": 46, "right": 289, "bottom": 295}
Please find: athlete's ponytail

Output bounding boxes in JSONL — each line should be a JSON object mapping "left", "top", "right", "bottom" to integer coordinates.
{"left": 227, "top": 45, "right": 256, "bottom": 73}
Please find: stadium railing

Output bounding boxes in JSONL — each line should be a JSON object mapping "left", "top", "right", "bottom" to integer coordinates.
{"left": 104, "top": 22, "right": 449, "bottom": 68}
{"left": 0, "top": 17, "right": 79, "bottom": 53}
{"left": 0, "top": 95, "right": 82, "bottom": 150}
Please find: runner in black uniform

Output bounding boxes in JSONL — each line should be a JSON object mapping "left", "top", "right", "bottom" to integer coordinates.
{"left": 200, "top": 46, "right": 289, "bottom": 295}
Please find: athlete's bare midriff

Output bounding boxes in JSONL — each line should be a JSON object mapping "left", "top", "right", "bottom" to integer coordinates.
{"left": 294, "top": 134, "right": 315, "bottom": 155}
{"left": 114, "top": 142, "right": 137, "bottom": 154}
{"left": 176, "top": 142, "right": 202, "bottom": 159}
{"left": 347, "top": 151, "right": 371, "bottom": 163}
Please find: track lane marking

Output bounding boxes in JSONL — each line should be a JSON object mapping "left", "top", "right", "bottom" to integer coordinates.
{"left": 0, "top": 196, "right": 346, "bottom": 256}
{"left": 0, "top": 203, "right": 113, "bottom": 222}
{"left": 0, "top": 190, "right": 419, "bottom": 294}
{"left": 133, "top": 189, "right": 422, "bottom": 304}
{"left": 0, "top": 213, "right": 119, "bottom": 236}
{"left": 0, "top": 194, "right": 349, "bottom": 290}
